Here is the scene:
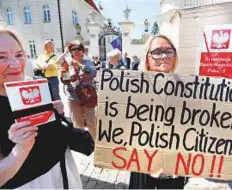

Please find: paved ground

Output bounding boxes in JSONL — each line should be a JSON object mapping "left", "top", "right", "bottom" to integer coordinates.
{"left": 71, "top": 152, "right": 231, "bottom": 189}
{"left": 72, "top": 152, "right": 130, "bottom": 189}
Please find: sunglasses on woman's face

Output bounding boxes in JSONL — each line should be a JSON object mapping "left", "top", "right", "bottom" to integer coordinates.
{"left": 70, "top": 47, "right": 83, "bottom": 53}
{"left": 149, "top": 48, "right": 176, "bottom": 60}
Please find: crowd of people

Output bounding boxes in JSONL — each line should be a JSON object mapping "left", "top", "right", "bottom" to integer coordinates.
{"left": 0, "top": 27, "right": 231, "bottom": 189}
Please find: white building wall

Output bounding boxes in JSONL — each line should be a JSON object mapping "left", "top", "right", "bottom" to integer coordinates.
{"left": 1, "top": 0, "right": 105, "bottom": 57}
{"left": 159, "top": 21, "right": 171, "bottom": 37}
{"left": 160, "top": 0, "right": 179, "bottom": 13}
{"left": 160, "top": 0, "right": 232, "bottom": 13}
{"left": 128, "top": 44, "right": 145, "bottom": 59}
{"left": 170, "top": 13, "right": 180, "bottom": 51}
{"left": 60, "top": 0, "right": 105, "bottom": 46}
{"left": 159, "top": 1, "right": 232, "bottom": 75}
{"left": 59, "top": 0, "right": 76, "bottom": 45}
{"left": 178, "top": 2, "right": 232, "bottom": 75}
{"left": 1, "top": 0, "right": 62, "bottom": 56}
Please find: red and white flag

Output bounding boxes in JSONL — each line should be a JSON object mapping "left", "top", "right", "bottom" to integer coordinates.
{"left": 199, "top": 24, "right": 232, "bottom": 78}
{"left": 4, "top": 79, "right": 55, "bottom": 126}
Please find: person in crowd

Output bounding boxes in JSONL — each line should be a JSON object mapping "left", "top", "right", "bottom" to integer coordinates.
{"left": 35, "top": 40, "right": 60, "bottom": 101}
{"left": 123, "top": 52, "right": 131, "bottom": 69}
{"left": 93, "top": 56, "right": 101, "bottom": 71}
{"left": 0, "top": 28, "right": 94, "bottom": 189}
{"left": 129, "top": 34, "right": 186, "bottom": 189}
{"left": 92, "top": 56, "right": 101, "bottom": 87}
{"left": 101, "top": 60, "right": 107, "bottom": 69}
{"left": 131, "top": 55, "right": 140, "bottom": 70}
{"left": 83, "top": 46, "right": 93, "bottom": 62}
{"left": 57, "top": 40, "right": 97, "bottom": 138}
{"left": 107, "top": 49, "right": 127, "bottom": 70}
{"left": 24, "top": 54, "right": 34, "bottom": 77}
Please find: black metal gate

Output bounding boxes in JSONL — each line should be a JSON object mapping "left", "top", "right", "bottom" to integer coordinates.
{"left": 98, "top": 19, "right": 122, "bottom": 61}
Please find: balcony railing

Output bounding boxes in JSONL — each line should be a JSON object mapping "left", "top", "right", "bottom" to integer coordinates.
{"left": 160, "top": 0, "right": 232, "bottom": 13}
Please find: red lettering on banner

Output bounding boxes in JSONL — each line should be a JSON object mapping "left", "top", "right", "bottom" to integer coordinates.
{"left": 199, "top": 52, "right": 232, "bottom": 78}
{"left": 144, "top": 149, "right": 158, "bottom": 172}
{"left": 111, "top": 147, "right": 127, "bottom": 169}
{"left": 209, "top": 155, "right": 216, "bottom": 178}
{"left": 209, "top": 155, "right": 224, "bottom": 178}
{"left": 192, "top": 154, "right": 205, "bottom": 176}
{"left": 126, "top": 149, "right": 140, "bottom": 171}
{"left": 175, "top": 153, "right": 206, "bottom": 176}
{"left": 112, "top": 147, "right": 158, "bottom": 172}
{"left": 175, "top": 153, "right": 192, "bottom": 175}
{"left": 217, "top": 156, "right": 224, "bottom": 178}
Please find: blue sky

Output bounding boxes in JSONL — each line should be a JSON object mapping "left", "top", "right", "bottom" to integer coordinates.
{"left": 93, "top": 0, "right": 160, "bottom": 38}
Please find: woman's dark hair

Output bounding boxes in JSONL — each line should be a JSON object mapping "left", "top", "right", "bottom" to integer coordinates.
{"left": 67, "top": 40, "right": 84, "bottom": 52}
{"left": 66, "top": 40, "right": 84, "bottom": 58}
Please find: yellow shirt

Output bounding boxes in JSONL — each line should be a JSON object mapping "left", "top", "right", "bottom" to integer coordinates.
{"left": 36, "top": 52, "right": 58, "bottom": 78}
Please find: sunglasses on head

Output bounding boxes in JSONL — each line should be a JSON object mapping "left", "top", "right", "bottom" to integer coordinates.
{"left": 70, "top": 47, "right": 83, "bottom": 52}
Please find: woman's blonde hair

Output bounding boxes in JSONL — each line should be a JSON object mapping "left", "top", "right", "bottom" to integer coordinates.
{"left": 139, "top": 34, "right": 178, "bottom": 72}
{"left": 0, "top": 27, "right": 25, "bottom": 52}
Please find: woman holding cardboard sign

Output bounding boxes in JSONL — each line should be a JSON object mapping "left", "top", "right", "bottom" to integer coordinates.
{"left": 129, "top": 35, "right": 186, "bottom": 189}
{"left": 0, "top": 28, "right": 93, "bottom": 188}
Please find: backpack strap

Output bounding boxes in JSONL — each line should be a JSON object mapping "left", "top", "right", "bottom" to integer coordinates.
{"left": 43, "top": 54, "right": 56, "bottom": 77}
{"left": 45, "top": 54, "right": 56, "bottom": 63}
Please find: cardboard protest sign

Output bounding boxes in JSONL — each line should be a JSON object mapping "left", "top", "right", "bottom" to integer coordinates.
{"left": 199, "top": 24, "right": 232, "bottom": 78}
{"left": 4, "top": 79, "right": 55, "bottom": 126}
{"left": 94, "top": 69, "right": 232, "bottom": 180}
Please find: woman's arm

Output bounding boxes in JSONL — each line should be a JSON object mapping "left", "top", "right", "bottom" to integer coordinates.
{"left": 57, "top": 48, "right": 69, "bottom": 65}
{"left": 0, "top": 122, "right": 38, "bottom": 186}
{"left": 74, "top": 60, "right": 96, "bottom": 77}
{"left": 0, "top": 145, "right": 33, "bottom": 186}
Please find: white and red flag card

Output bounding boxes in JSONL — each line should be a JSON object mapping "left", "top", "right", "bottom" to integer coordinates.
{"left": 199, "top": 24, "right": 232, "bottom": 78}
{"left": 4, "top": 79, "right": 55, "bottom": 126}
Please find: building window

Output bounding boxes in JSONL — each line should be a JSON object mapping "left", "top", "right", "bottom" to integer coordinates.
{"left": 72, "top": 10, "right": 78, "bottom": 25}
{"left": 24, "top": 6, "right": 31, "bottom": 24}
{"left": 6, "top": 8, "right": 13, "bottom": 25}
{"left": 29, "top": 40, "right": 36, "bottom": 58}
{"left": 43, "top": 4, "right": 51, "bottom": 23}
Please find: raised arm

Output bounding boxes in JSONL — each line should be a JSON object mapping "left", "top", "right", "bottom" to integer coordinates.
{"left": 57, "top": 48, "right": 70, "bottom": 65}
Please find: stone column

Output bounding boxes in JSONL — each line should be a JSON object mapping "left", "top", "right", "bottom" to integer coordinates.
{"left": 87, "top": 22, "right": 102, "bottom": 57}
{"left": 118, "top": 21, "right": 135, "bottom": 54}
